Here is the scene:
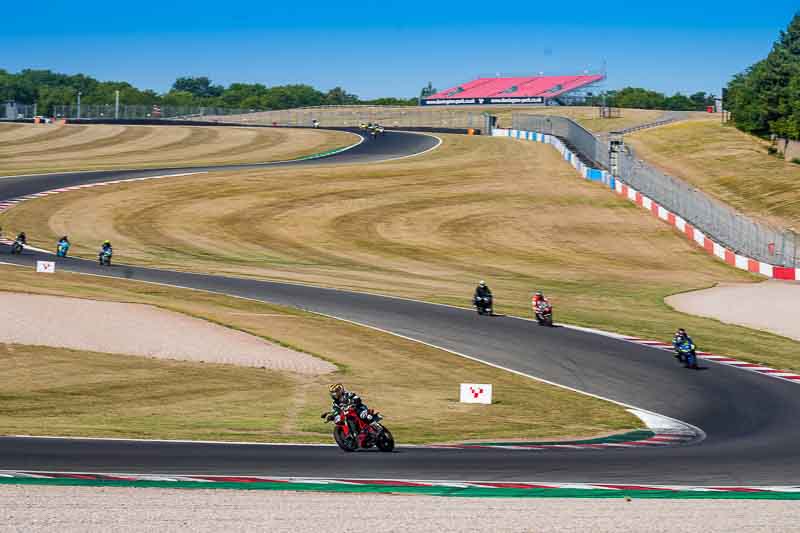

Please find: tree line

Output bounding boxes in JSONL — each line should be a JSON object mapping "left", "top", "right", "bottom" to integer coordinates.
{"left": 585, "top": 87, "right": 717, "bottom": 111}
{"left": 726, "top": 13, "right": 800, "bottom": 140}
{"left": 0, "top": 67, "right": 723, "bottom": 115}
{"left": 0, "top": 70, "right": 418, "bottom": 114}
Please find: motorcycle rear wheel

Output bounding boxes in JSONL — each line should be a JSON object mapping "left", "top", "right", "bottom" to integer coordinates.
{"left": 333, "top": 427, "right": 358, "bottom": 452}
{"left": 376, "top": 428, "right": 395, "bottom": 452}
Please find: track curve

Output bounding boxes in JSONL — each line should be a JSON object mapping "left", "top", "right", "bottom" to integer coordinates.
{"left": 1, "top": 129, "right": 798, "bottom": 485}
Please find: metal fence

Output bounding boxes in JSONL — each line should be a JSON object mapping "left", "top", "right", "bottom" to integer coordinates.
{"left": 511, "top": 113, "right": 799, "bottom": 267}
{"left": 512, "top": 114, "right": 609, "bottom": 167}
{"left": 51, "top": 104, "right": 260, "bottom": 121}
{"left": 1, "top": 102, "right": 37, "bottom": 119}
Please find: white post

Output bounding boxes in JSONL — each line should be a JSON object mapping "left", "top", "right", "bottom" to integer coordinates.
{"left": 115, "top": 90, "right": 120, "bottom": 120}
{"left": 77, "top": 92, "right": 82, "bottom": 119}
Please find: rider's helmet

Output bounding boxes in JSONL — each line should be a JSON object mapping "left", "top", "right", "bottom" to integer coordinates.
{"left": 535, "top": 291, "right": 543, "bottom": 298}
{"left": 61, "top": 236, "right": 68, "bottom": 242}
{"left": 329, "top": 383, "right": 345, "bottom": 401}
{"left": 479, "top": 280, "right": 486, "bottom": 287}
{"left": 103, "top": 240, "right": 110, "bottom": 245}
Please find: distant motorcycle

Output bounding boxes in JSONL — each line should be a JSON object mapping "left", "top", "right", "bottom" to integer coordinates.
{"left": 474, "top": 295, "right": 493, "bottom": 316}
{"left": 675, "top": 340, "right": 698, "bottom": 369}
{"left": 56, "top": 240, "right": 70, "bottom": 257}
{"left": 323, "top": 404, "right": 394, "bottom": 452}
{"left": 10, "top": 238, "right": 24, "bottom": 254}
{"left": 534, "top": 300, "right": 554, "bottom": 327}
{"left": 98, "top": 248, "right": 112, "bottom": 266}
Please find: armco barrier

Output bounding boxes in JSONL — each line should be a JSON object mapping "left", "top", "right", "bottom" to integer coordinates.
{"left": 493, "top": 128, "right": 800, "bottom": 281}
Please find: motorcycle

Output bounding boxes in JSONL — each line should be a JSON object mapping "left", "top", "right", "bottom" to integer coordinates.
{"left": 535, "top": 300, "right": 554, "bottom": 327}
{"left": 98, "top": 248, "right": 112, "bottom": 266}
{"left": 675, "top": 341, "right": 698, "bottom": 369}
{"left": 56, "top": 240, "right": 70, "bottom": 257}
{"left": 10, "top": 238, "right": 24, "bottom": 254}
{"left": 474, "top": 294, "right": 493, "bottom": 316}
{"left": 324, "top": 404, "right": 394, "bottom": 452}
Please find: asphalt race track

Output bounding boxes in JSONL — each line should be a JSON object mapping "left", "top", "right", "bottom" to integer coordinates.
{"left": 1, "top": 130, "right": 798, "bottom": 485}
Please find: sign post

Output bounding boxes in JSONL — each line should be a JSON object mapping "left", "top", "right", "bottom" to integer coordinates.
{"left": 460, "top": 383, "right": 492, "bottom": 404}
{"left": 36, "top": 261, "right": 56, "bottom": 274}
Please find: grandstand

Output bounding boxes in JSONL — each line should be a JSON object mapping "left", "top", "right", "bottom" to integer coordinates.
{"left": 422, "top": 74, "right": 604, "bottom": 106}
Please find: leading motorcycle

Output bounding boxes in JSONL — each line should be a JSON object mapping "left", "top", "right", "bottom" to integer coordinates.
{"left": 323, "top": 404, "right": 395, "bottom": 452}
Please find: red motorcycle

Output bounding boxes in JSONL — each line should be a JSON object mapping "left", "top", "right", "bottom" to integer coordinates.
{"left": 534, "top": 300, "right": 554, "bottom": 327}
{"left": 324, "top": 404, "right": 395, "bottom": 452}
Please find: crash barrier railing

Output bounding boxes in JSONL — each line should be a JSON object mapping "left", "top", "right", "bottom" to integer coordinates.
{"left": 209, "top": 106, "right": 486, "bottom": 130}
{"left": 46, "top": 104, "right": 487, "bottom": 130}
{"left": 508, "top": 114, "right": 799, "bottom": 268}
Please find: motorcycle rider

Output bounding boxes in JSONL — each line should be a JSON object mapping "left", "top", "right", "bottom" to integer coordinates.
{"left": 673, "top": 328, "right": 697, "bottom": 368}
{"left": 474, "top": 280, "right": 492, "bottom": 300}
{"left": 322, "top": 383, "right": 374, "bottom": 447}
{"left": 15, "top": 231, "right": 27, "bottom": 245}
{"left": 99, "top": 240, "right": 113, "bottom": 263}
{"left": 473, "top": 280, "right": 493, "bottom": 313}
{"left": 532, "top": 290, "right": 550, "bottom": 310}
{"left": 57, "top": 235, "right": 70, "bottom": 256}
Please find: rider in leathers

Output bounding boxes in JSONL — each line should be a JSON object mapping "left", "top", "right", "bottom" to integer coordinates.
{"left": 323, "top": 383, "right": 375, "bottom": 446}
{"left": 672, "top": 328, "right": 697, "bottom": 367}
{"left": 474, "top": 280, "right": 492, "bottom": 300}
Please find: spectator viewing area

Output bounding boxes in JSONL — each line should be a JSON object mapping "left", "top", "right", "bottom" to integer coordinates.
{"left": 422, "top": 74, "right": 605, "bottom": 105}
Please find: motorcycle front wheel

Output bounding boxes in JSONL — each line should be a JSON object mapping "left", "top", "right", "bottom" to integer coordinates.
{"left": 333, "top": 427, "right": 358, "bottom": 452}
{"left": 376, "top": 428, "right": 395, "bottom": 452}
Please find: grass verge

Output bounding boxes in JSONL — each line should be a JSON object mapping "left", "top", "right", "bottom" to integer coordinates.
{"left": 0, "top": 264, "right": 636, "bottom": 443}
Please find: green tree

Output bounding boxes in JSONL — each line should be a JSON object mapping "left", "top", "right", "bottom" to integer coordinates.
{"left": 323, "top": 86, "right": 359, "bottom": 105}
{"left": 727, "top": 13, "right": 800, "bottom": 139}
{"left": 172, "top": 76, "right": 224, "bottom": 98}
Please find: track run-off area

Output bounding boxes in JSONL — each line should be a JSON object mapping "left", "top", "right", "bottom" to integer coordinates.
{"left": 1, "top": 128, "right": 799, "bottom": 495}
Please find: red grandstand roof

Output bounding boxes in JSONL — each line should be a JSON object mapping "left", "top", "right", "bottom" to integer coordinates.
{"left": 428, "top": 75, "right": 604, "bottom": 100}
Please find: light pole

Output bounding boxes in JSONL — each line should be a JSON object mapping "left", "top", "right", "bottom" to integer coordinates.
{"left": 77, "top": 91, "right": 82, "bottom": 119}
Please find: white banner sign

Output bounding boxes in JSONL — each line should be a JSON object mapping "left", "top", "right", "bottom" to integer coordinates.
{"left": 460, "top": 383, "right": 492, "bottom": 404}
{"left": 36, "top": 261, "right": 56, "bottom": 274}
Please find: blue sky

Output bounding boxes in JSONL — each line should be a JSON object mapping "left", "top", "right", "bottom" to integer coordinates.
{"left": 2, "top": 2, "right": 797, "bottom": 98}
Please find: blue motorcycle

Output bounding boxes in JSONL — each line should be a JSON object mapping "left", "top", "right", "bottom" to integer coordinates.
{"left": 56, "top": 240, "right": 70, "bottom": 257}
{"left": 675, "top": 341, "right": 698, "bottom": 369}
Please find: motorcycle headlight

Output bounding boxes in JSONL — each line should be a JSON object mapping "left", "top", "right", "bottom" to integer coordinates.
{"left": 334, "top": 415, "right": 341, "bottom": 424}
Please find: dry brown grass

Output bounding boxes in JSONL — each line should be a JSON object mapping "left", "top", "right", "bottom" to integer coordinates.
{"left": 626, "top": 117, "right": 800, "bottom": 230}
{"left": 0, "top": 124, "right": 357, "bottom": 175}
{"left": 0, "top": 264, "right": 636, "bottom": 442}
{"left": 8, "top": 133, "right": 800, "bottom": 374}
